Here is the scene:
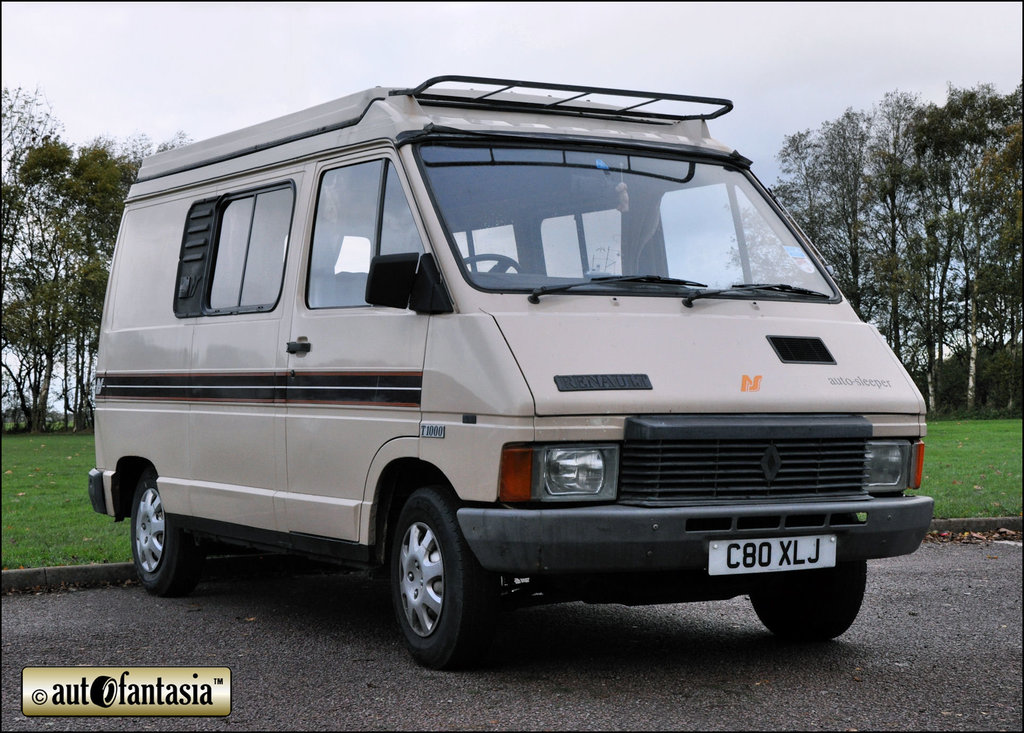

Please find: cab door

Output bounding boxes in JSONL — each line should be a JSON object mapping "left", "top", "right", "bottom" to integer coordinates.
{"left": 281, "top": 154, "right": 428, "bottom": 542}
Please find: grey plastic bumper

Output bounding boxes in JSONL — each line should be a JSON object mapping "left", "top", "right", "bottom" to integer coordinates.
{"left": 457, "top": 495, "right": 934, "bottom": 574}
{"left": 88, "top": 468, "right": 108, "bottom": 515}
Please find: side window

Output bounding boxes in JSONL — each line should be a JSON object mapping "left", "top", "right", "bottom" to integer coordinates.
{"left": 174, "top": 184, "right": 294, "bottom": 318}
{"left": 661, "top": 184, "right": 743, "bottom": 289}
{"left": 539, "top": 210, "right": 622, "bottom": 278}
{"left": 582, "top": 210, "right": 621, "bottom": 275}
{"left": 380, "top": 164, "right": 425, "bottom": 257}
{"left": 540, "top": 215, "right": 583, "bottom": 278}
{"left": 452, "top": 225, "right": 518, "bottom": 272}
{"left": 209, "top": 197, "right": 255, "bottom": 309}
{"left": 308, "top": 159, "right": 423, "bottom": 309}
{"left": 209, "top": 187, "right": 293, "bottom": 311}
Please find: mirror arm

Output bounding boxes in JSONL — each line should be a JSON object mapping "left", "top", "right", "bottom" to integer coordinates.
{"left": 365, "top": 252, "right": 453, "bottom": 314}
{"left": 410, "top": 253, "right": 454, "bottom": 314}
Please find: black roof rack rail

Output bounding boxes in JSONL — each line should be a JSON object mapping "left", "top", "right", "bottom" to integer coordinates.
{"left": 391, "top": 75, "right": 733, "bottom": 123}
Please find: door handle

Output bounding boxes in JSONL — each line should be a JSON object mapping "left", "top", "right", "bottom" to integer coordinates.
{"left": 286, "top": 340, "right": 311, "bottom": 354}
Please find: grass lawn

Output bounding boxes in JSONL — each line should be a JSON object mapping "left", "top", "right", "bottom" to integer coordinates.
{"left": 2, "top": 433, "right": 130, "bottom": 569}
{"left": 915, "top": 419, "right": 1022, "bottom": 519}
{"left": 2, "top": 419, "right": 1021, "bottom": 569}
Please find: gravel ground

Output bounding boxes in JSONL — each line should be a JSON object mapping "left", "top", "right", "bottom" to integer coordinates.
{"left": 2, "top": 541, "right": 1020, "bottom": 731}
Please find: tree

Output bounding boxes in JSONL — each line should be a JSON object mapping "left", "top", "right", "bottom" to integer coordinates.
{"left": 6, "top": 139, "right": 84, "bottom": 431}
{"left": 2, "top": 86, "right": 163, "bottom": 432}
{"left": 970, "top": 89, "right": 1022, "bottom": 410}
{"left": 774, "top": 129, "right": 826, "bottom": 244}
{"left": 775, "top": 82, "right": 1022, "bottom": 415}
{"left": 915, "top": 84, "right": 1021, "bottom": 410}
{"left": 2, "top": 87, "right": 62, "bottom": 431}
{"left": 62, "top": 141, "right": 141, "bottom": 429}
{"left": 775, "top": 110, "right": 874, "bottom": 320}
{"left": 862, "top": 92, "right": 920, "bottom": 365}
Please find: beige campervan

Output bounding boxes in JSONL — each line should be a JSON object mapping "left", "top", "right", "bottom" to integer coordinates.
{"left": 89, "top": 77, "right": 932, "bottom": 669}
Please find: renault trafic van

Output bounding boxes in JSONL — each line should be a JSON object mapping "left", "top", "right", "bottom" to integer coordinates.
{"left": 89, "top": 76, "right": 932, "bottom": 669}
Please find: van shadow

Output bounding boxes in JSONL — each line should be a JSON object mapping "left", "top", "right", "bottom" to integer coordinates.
{"left": 183, "top": 565, "right": 866, "bottom": 675}
{"left": 483, "top": 599, "right": 865, "bottom": 675}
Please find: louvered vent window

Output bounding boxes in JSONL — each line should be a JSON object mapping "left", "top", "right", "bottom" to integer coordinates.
{"left": 174, "top": 198, "right": 217, "bottom": 318}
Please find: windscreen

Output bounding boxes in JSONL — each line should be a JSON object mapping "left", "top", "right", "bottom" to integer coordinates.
{"left": 417, "top": 144, "right": 833, "bottom": 298}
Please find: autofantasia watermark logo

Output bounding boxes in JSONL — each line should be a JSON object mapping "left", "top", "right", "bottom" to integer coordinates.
{"left": 22, "top": 667, "right": 231, "bottom": 717}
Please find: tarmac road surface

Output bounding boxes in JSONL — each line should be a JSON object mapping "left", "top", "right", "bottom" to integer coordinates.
{"left": 2, "top": 541, "right": 1021, "bottom": 731}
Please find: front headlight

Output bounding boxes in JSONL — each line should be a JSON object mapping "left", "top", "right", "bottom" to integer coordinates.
{"left": 541, "top": 447, "right": 615, "bottom": 498}
{"left": 864, "top": 440, "right": 912, "bottom": 492}
{"left": 499, "top": 444, "right": 619, "bottom": 502}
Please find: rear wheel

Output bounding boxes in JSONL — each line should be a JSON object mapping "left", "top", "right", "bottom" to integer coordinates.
{"left": 390, "top": 487, "right": 498, "bottom": 669}
{"left": 130, "top": 469, "right": 205, "bottom": 597}
{"left": 750, "top": 560, "right": 867, "bottom": 640}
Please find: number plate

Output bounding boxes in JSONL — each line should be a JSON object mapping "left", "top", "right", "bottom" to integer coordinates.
{"left": 707, "top": 534, "right": 837, "bottom": 576}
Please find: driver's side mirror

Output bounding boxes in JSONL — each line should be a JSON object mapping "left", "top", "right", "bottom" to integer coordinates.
{"left": 365, "top": 253, "right": 454, "bottom": 314}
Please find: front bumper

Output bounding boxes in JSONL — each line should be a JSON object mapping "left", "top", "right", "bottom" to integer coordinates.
{"left": 458, "top": 495, "right": 933, "bottom": 574}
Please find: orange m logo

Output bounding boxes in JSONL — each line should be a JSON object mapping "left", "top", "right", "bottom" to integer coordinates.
{"left": 741, "top": 375, "right": 763, "bottom": 392}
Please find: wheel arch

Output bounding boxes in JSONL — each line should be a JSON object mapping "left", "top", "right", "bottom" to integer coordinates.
{"left": 368, "top": 456, "right": 456, "bottom": 566}
{"left": 112, "top": 456, "right": 157, "bottom": 521}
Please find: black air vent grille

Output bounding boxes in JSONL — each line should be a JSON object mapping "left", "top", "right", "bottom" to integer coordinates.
{"left": 767, "top": 336, "right": 836, "bottom": 364}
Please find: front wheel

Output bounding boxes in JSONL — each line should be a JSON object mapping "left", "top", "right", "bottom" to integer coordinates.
{"left": 390, "top": 488, "right": 498, "bottom": 669}
{"left": 749, "top": 560, "right": 867, "bottom": 641}
{"left": 130, "top": 469, "right": 205, "bottom": 597}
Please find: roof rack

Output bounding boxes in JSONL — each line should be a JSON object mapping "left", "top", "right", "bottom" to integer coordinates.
{"left": 391, "top": 75, "right": 733, "bottom": 123}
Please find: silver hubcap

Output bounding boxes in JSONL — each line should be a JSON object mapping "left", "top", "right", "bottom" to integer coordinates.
{"left": 398, "top": 521, "right": 444, "bottom": 637}
{"left": 135, "top": 487, "right": 165, "bottom": 573}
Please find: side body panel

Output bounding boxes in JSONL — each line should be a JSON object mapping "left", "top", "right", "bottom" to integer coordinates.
{"left": 95, "top": 196, "right": 196, "bottom": 517}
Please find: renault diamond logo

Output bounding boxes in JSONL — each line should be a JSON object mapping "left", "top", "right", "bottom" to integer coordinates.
{"left": 761, "top": 445, "right": 782, "bottom": 482}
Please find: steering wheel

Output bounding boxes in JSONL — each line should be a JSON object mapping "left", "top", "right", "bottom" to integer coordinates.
{"left": 463, "top": 253, "right": 522, "bottom": 273}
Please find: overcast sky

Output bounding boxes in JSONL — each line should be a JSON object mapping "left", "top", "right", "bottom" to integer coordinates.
{"left": 2, "top": 2, "right": 1021, "bottom": 184}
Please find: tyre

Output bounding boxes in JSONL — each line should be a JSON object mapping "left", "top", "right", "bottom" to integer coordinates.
{"left": 130, "top": 469, "right": 205, "bottom": 597}
{"left": 750, "top": 560, "right": 867, "bottom": 641}
{"left": 390, "top": 487, "right": 498, "bottom": 669}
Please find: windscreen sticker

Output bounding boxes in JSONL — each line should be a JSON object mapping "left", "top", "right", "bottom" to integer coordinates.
{"left": 784, "top": 246, "right": 817, "bottom": 274}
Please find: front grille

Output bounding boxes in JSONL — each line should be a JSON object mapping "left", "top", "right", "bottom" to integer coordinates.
{"left": 619, "top": 437, "right": 868, "bottom": 504}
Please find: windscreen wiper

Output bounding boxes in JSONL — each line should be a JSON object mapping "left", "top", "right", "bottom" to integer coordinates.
{"left": 528, "top": 275, "right": 707, "bottom": 303}
{"left": 682, "top": 283, "right": 831, "bottom": 308}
